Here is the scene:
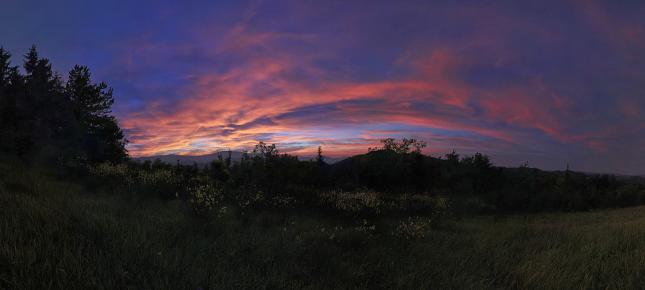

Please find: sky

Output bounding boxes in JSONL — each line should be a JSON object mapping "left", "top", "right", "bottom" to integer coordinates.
{"left": 1, "top": 0, "right": 644, "bottom": 174}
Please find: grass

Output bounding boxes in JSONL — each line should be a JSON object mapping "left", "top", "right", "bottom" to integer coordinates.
{"left": 3, "top": 169, "right": 645, "bottom": 289}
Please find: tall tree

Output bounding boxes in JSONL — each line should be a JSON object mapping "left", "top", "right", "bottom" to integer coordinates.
{"left": 0, "top": 47, "right": 18, "bottom": 154}
{"left": 67, "top": 65, "right": 113, "bottom": 123}
{"left": 1, "top": 46, "right": 127, "bottom": 164}
{"left": 316, "top": 146, "right": 324, "bottom": 165}
{"left": 0, "top": 47, "right": 14, "bottom": 89}
{"left": 66, "top": 65, "right": 127, "bottom": 162}
{"left": 22, "top": 46, "right": 73, "bottom": 162}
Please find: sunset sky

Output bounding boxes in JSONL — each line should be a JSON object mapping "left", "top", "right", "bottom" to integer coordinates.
{"left": 1, "top": 0, "right": 644, "bottom": 174}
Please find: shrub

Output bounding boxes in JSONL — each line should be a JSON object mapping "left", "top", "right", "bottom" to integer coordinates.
{"left": 185, "top": 182, "right": 224, "bottom": 215}
{"left": 269, "top": 195, "right": 297, "bottom": 209}
{"left": 89, "top": 162, "right": 182, "bottom": 200}
{"left": 394, "top": 216, "right": 432, "bottom": 240}
{"left": 319, "top": 190, "right": 382, "bottom": 216}
{"left": 136, "top": 169, "right": 182, "bottom": 200}
{"left": 614, "top": 184, "right": 645, "bottom": 207}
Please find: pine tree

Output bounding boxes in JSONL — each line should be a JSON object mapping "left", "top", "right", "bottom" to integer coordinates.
{"left": 316, "top": 146, "right": 324, "bottom": 165}
{"left": 0, "top": 48, "right": 29, "bottom": 156}
{"left": 22, "top": 46, "right": 73, "bottom": 162}
{"left": 67, "top": 65, "right": 114, "bottom": 123}
{"left": 66, "top": 65, "right": 126, "bottom": 162}
{"left": 0, "top": 47, "right": 13, "bottom": 89}
{"left": 0, "top": 47, "right": 17, "bottom": 154}
{"left": 0, "top": 46, "right": 127, "bottom": 163}
{"left": 23, "top": 45, "right": 39, "bottom": 77}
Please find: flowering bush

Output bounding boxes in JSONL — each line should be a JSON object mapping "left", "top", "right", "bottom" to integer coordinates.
{"left": 394, "top": 216, "right": 432, "bottom": 240}
{"left": 89, "top": 163, "right": 182, "bottom": 199}
{"left": 186, "top": 183, "right": 224, "bottom": 215}
{"left": 319, "top": 190, "right": 382, "bottom": 216}
{"left": 234, "top": 187, "right": 265, "bottom": 209}
{"left": 270, "top": 195, "right": 296, "bottom": 208}
{"left": 89, "top": 162, "right": 129, "bottom": 179}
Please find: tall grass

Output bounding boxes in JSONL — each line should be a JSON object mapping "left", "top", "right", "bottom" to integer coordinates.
{"left": 3, "top": 166, "right": 645, "bottom": 289}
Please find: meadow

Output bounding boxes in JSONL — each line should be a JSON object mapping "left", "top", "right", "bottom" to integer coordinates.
{"left": 3, "top": 162, "right": 645, "bottom": 289}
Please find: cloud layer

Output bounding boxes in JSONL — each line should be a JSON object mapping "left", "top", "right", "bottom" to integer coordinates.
{"left": 2, "top": 0, "right": 644, "bottom": 174}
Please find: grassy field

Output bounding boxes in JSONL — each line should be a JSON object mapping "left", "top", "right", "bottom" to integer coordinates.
{"left": 3, "top": 170, "right": 645, "bottom": 289}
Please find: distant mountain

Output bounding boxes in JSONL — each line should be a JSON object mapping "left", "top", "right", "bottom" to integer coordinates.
{"left": 318, "top": 156, "right": 347, "bottom": 164}
{"left": 133, "top": 151, "right": 346, "bottom": 165}
{"left": 134, "top": 151, "right": 245, "bottom": 166}
{"left": 298, "top": 156, "right": 348, "bottom": 164}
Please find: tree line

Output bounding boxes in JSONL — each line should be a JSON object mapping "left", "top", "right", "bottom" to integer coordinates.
{"left": 0, "top": 46, "right": 127, "bottom": 165}
{"left": 131, "top": 138, "right": 645, "bottom": 213}
{"left": 1, "top": 46, "right": 643, "bottom": 214}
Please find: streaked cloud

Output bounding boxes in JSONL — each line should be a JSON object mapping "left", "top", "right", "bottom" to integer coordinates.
{"left": 3, "top": 0, "right": 644, "bottom": 174}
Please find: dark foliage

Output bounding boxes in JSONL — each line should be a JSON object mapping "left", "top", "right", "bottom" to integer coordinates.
{"left": 120, "top": 137, "right": 645, "bottom": 214}
{"left": 0, "top": 46, "right": 127, "bottom": 165}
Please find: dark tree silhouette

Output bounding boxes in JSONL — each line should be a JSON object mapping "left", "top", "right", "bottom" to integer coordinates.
{"left": 316, "top": 146, "right": 324, "bottom": 165}
{"left": 66, "top": 65, "right": 127, "bottom": 162}
{"left": 0, "top": 46, "right": 127, "bottom": 164}
{"left": 379, "top": 137, "right": 427, "bottom": 154}
{"left": 0, "top": 48, "right": 22, "bottom": 155}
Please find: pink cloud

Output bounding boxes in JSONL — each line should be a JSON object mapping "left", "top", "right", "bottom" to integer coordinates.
{"left": 117, "top": 2, "right": 637, "bottom": 160}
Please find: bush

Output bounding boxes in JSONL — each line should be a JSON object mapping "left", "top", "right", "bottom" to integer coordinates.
{"left": 318, "top": 190, "right": 383, "bottom": 217}
{"left": 89, "top": 162, "right": 182, "bottom": 200}
{"left": 615, "top": 184, "right": 645, "bottom": 207}
{"left": 136, "top": 169, "right": 182, "bottom": 200}
{"left": 185, "top": 182, "right": 224, "bottom": 215}
{"left": 394, "top": 216, "right": 432, "bottom": 240}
